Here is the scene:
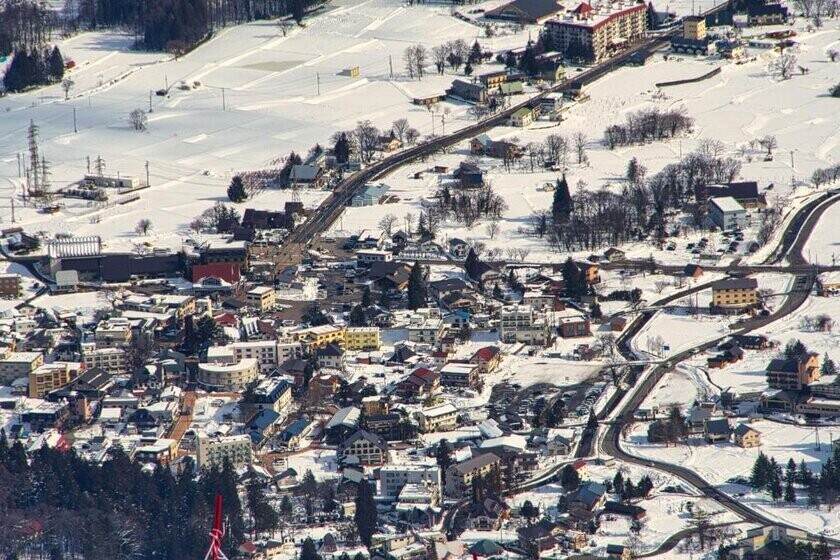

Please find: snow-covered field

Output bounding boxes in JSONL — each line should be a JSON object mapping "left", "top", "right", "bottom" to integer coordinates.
{"left": 804, "top": 199, "right": 840, "bottom": 266}
{"left": 1, "top": 0, "right": 537, "bottom": 251}
{"left": 328, "top": 18, "right": 840, "bottom": 266}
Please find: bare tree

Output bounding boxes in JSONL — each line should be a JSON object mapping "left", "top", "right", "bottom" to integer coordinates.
{"left": 485, "top": 219, "right": 500, "bottom": 239}
{"left": 431, "top": 44, "right": 448, "bottom": 74}
{"left": 697, "top": 138, "right": 725, "bottom": 159}
{"left": 769, "top": 52, "right": 797, "bottom": 80}
{"left": 759, "top": 135, "right": 779, "bottom": 156}
{"left": 61, "top": 77, "right": 74, "bottom": 100}
{"left": 392, "top": 118, "right": 410, "bottom": 143}
{"left": 135, "top": 218, "right": 153, "bottom": 235}
{"left": 379, "top": 213, "right": 398, "bottom": 236}
{"left": 354, "top": 120, "right": 379, "bottom": 164}
{"left": 516, "top": 248, "right": 530, "bottom": 262}
{"left": 572, "top": 132, "right": 588, "bottom": 165}
{"left": 405, "top": 127, "right": 420, "bottom": 145}
{"left": 404, "top": 45, "right": 417, "bottom": 79}
{"left": 414, "top": 44, "right": 427, "bottom": 79}
{"left": 544, "top": 133, "right": 568, "bottom": 165}
{"left": 128, "top": 108, "right": 148, "bottom": 131}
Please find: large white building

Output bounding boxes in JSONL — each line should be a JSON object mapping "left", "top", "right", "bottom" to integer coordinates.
{"left": 196, "top": 434, "right": 253, "bottom": 470}
{"left": 499, "top": 304, "right": 549, "bottom": 346}
{"left": 197, "top": 357, "right": 258, "bottom": 391}
{"left": 379, "top": 465, "right": 442, "bottom": 499}
{"left": 544, "top": 0, "right": 648, "bottom": 63}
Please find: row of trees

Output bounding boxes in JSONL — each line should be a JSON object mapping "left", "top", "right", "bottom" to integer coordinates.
{"left": 3, "top": 45, "right": 65, "bottom": 92}
{"left": 750, "top": 444, "right": 840, "bottom": 514}
{"left": 811, "top": 163, "right": 840, "bottom": 187}
{"left": 604, "top": 107, "right": 694, "bottom": 149}
{"left": 0, "top": 0, "right": 54, "bottom": 53}
{"left": 432, "top": 183, "right": 508, "bottom": 227}
{"left": 430, "top": 39, "right": 489, "bottom": 75}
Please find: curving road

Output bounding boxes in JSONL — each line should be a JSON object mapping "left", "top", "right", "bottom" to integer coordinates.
{"left": 599, "top": 191, "right": 840, "bottom": 544}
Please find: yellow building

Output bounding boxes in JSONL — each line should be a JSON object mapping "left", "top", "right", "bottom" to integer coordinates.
{"left": 711, "top": 278, "right": 758, "bottom": 312}
{"left": 0, "top": 352, "right": 45, "bottom": 385}
{"left": 29, "top": 362, "right": 83, "bottom": 398}
{"left": 245, "top": 286, "right": 276, "bottom": 313}
{"left": 345, "top": 327, "right": 381, "bottom": 351}
{"left": 683, "top": 15, "right": 707, "bottom": 40}
{"left": 297, "top": 325, "right": 346, "bottom": 350}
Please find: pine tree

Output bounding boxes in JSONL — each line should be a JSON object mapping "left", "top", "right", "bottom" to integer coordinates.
{"left": 560, "top": 464, "right": 580, "bottom": 491}
{"left": 407, "top": 262, "right": 426, "bottom": 310}
{"left": 785, "top": 458, "right": 797, "bottom": 484}
{"left": 750, "top": 451, "right": 771, "bottom": 489}
{"left": 469, "top": 40, "right": 482, "bottom": 64}
{"left": 349, "top": 305, "right": 367, "bottom": 326}
{"left": 354, "top": 480, "right": 377, "bottom": 547}
{"left": 300, "top": 537, "right": 321, "bottom": 560}
{"left": 334, "top": 132, "right": 350, "bottom": 164}
{"left": 493, "top": 282, "right": 502, "bottom": 299}
{"left": 784, "top": 478, "right": 796, "bottom": 503}
{"left": 552, "top": 175, "right": 572, "bottom": 224}
{"left": 464, "top": 61, "right": 473, "bottom": 76}
{"left": 613, "top": 471, "right": 624, "bottom": 495}
{"left": 227, "top": 175, "right": 247, "bottom": 202}
{"left": 361, "top": 286, "right": 372, "bottom": 307}
{"left": 821, "top": 353, "right": 837, "bottom": 375}
{"left": 770, "top": 458, "right": 783, "bottom": 501}
{"left": 465, "top": 248, "right": 480, "bottom": 280}
{"left": 797, "top": 460, "right": 812, "bottom": 486}
{"left": 561, "top": 257, "right": 585, "bottom": 298}
{"left": 47, "top": 46, "right": 64, "bottom": 81}
{"left": 437, "top": 439, "right": 453, "bottom": 486}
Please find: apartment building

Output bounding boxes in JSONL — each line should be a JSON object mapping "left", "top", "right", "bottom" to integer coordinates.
{"left": 340, "top": 430, "right": 389, "bottom": 466}
{"left": 766, "top": 353, "right": 820, "bottom": 391}
{"left": 345, "top": 326, "right": 381, "bottom": 351}
{"left": 445, "top": 453, "right": 502, "bottom": 496}
{"left": 94, "top": 317, "right": 133, "bottom": 347}
{"left": 296, "top": 324, "right": 346, "bottom": 350}
{"left": 197, "top": 357, "right": 258, "bottom": 391}
{"left": 231, "top": 340, "right": 280, "bottom": 374}
{"left": 29, "top": 361, "right": 83, "bottom": 398}
{"left": 245, "top": 286, "right": 276, "bottom": 313}
{"left": 440, "top": 363, "right": 480, "bottom": 389}
{"left": 0, "top": 351, "right": 44, "bottom": 385}
{"left": 499, "top": 304, "right": 550, "bottom": 346}
{"left": 544, "top": 1, "right": 647, "bottom": 63}
{"left": 196, "top": 434, "right": 253, "bottom": 469}
{"left": 121, "top": 294, "right": 196, "bottom": 323}
{"left": 407, "top": 317, "right": 445, "bottom": 345}
{"left": 82, "top": 346, "right": 127, "bottom": 375}
{"left": 0, "top": 274, "right": 22, "bottom": 298}
{"left": 379, "top": 465, "right": 442, "bottom": 499}
{"left": 417, "top": 403, "right": 459, "bottom": 432}
{"left": 251, "top": 378, "right": 293, "bottom": 414}
{"left": 711, "top": 278, "right": 759, "bottom": 313}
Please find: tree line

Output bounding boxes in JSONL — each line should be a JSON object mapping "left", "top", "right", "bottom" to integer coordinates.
{"left": 3, "top": 44, "right": 65, "bottom": 92}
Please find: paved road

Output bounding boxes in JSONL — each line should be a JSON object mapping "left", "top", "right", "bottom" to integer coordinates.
{"left": 598, "top": 191, "right": 840, "bottom": 543}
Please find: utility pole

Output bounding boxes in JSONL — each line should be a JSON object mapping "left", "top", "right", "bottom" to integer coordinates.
{"left": 316, "top": 73, "right": 320, "bottom": 96}
{"left": 86, "top": 155, "right": 91, "bottom": 173}
{"left": 389, "top": 55, "right": 394, "bottom": 79}
{"left": 165, "top": 74, "right": 169, "bottom": 90}
{"left": 73, "top": 107, "right": 77, "bottom": 133}
{"left": 222, "top": 87, "right": 226, "bottom": 111}
{"left": 16, "top": 154, "right": 21, "bottom": 178}
{"left": 145, "top": 160, "right": 150, "bottom": 186}
{"left": 149, "top": 90, "right": 153, "bottom": 113}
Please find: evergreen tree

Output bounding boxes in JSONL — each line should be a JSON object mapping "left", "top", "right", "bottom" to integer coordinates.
{"left": 784, "top": 339, "right": 808, "bottom": 359}
{"left": 47, "top": 46, "right": 64, "bottom": 81}
{"left": 334, "top": 132, "right": 351, "bottom": 164}
{"left": 469, "top": 40, "right": 482, "bottom": 64}
{"left": 301, "top": 469, "right": 317, "bottom": 497}
{"left": 785, "top": 458, "right": 797, "bottom": 484}
{"left": 520, "top": 500, "right": 539, "bottom": 525}
{"left": 613, "top": 471, "right": 624, "bottom": 495}
{"left": 821, "top": 353, "right": 837, "bottom": 375}
{"left": 770, "top": 458, "right": 783, "bottom": 501}
{"left": 407, "top": 262, "right": 427, "bottom": 310}
{"left": 591, "top": 302, "right": 603, "bottom": 320}
{"left": 552, "top": 175, "right": 572, "bottom": 224}
{"left": 464, "top": 61, "right": 473, "bottom": 76}
{"left": 300, "top": 537, "right": 321, "bottom": 560}
{"left": 561, "top": 257, "right": 586, "bottom": 298}
{"left": 623, "top": 480, "right": 636, "bottom": 501}
{"left": 518, "top": 40, "right": 539, "bottom": 76}
{"left": 493, "top": 282, "right": 503, "bottom": 300}
{"left": 637, "top": 475, "right": 654, "bottom": 497}
{"left": 362, "top": 286, "right": 372, "bottom": 307}
{"left": 559, "top": 464, "right": 580, "bottom": 491}
{"left": 349, "top": 305, "right": 367, "bottom": 326}
{"left": 750, "top": 451, "right": 771, "bottom": 489}
{"left": 280, "top": 494, "right": 293, "bottom": 515}
{"left": 354, "top": 480, "right": 376, "bottom": 547}
{"left": 227, "top": 175, "right": 248, "bottom": 202}
{"left": 465, "top": 248, "right": 480, "bottom": 280}
{"left": 784, "top": 478, "right": 796, "bottom": 503}
{"left": 797, "top": 460, "right": 812, "bottom": 486}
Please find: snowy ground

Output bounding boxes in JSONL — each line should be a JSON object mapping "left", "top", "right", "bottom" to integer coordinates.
{"left": 328, "top": 17, "right": 840, "bottom": 266}
{"left": 0, "top": 0, "right": 536, "bottom": 251}
{"left": 804, "top": 199, "right": 840, "bottom": 267}
{"left": 624, "top": 418, "right": 840, "bottom": 536}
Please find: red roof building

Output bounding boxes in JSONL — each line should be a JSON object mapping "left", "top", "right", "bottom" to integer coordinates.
{"left": 191, "top": 262, "right": 241, "bottom": 284}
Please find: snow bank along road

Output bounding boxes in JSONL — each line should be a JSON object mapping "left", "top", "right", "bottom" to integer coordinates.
{"left": 599, "top": 198, "right": 840, "bottom": 543}
{"left": 275, "top": 1, "right": 734, "bottom": 267}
